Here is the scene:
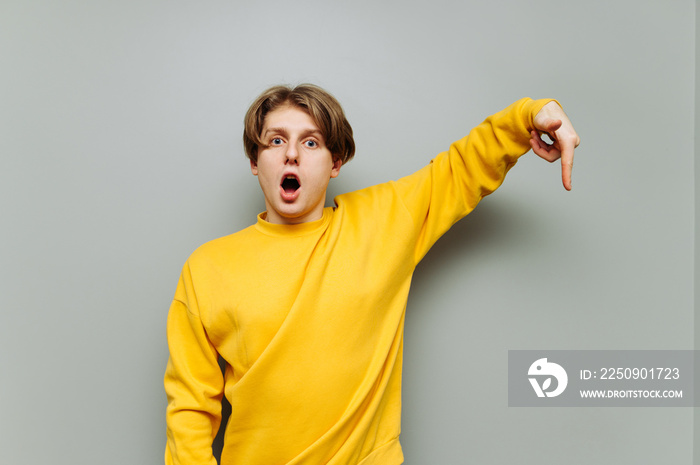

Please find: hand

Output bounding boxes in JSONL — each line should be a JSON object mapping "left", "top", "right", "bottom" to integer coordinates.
{"left": 530, "top": 101, "right": 580, "bottom": 191}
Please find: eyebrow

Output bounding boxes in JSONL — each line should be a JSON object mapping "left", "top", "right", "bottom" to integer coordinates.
{"left": 263, "top": 127, "right": 324, "bottom": 139}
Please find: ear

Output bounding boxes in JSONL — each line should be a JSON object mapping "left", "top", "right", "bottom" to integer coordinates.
{"left": 250, "top": 158, "right": 258, "bottom": 176}
{"left": 330, "top": 158, "right": 342, "bottom": 178}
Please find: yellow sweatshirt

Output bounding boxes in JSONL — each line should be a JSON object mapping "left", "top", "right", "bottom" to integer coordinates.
{"left": 164, "top": 98, "right": 553, "bottom": 465}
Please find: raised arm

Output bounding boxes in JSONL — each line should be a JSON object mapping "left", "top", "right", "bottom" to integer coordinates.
{"left": 390, "top": 97, "right": 580, "bottom": 264}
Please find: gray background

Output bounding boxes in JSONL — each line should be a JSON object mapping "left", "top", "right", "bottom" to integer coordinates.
{"left": 1, "top": 1, "right": 695, "bottom": 464}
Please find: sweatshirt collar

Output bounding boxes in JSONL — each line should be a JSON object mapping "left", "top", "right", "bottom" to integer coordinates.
{"left": 254, "top": 207, "right": 332, "bottom": 237}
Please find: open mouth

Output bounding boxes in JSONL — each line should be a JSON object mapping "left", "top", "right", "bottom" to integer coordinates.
{"left": 281, "top": 175, "right": 300, "bottom": 194}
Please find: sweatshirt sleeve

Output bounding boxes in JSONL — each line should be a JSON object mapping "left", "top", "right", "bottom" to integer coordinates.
{"left": 391, "top": 97, "right": 556, "bottom": 264}
{"left": 164, "top": 262, "right": 223, "bottom": 465}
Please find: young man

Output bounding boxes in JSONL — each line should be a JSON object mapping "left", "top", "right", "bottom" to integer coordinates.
{"left": 164, "top": 84, "right": 579, "bottom": 465}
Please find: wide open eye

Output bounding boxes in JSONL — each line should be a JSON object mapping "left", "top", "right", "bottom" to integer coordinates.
{"left": 270, "top": 137, "right": 284, "bottom": 146}
{"left": 304, "top": 140, "right": 318, "bottom": 148}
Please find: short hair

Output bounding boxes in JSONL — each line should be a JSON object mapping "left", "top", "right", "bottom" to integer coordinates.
{"left": 243, "top": 84, "right": 355, "bottom": 164}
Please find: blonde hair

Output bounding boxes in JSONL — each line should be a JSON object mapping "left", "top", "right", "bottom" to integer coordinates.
{"left": 243, "top": 84, "right": 355, "bottom": 164}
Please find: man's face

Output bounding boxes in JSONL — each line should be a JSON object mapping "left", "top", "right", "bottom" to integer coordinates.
{"left": 251, "top": 104, "right": 342, "bottom": 224}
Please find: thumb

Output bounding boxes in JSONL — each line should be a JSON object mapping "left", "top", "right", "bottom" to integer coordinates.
{"left": 539, "top": 118, "right": 563, "bottom": 135}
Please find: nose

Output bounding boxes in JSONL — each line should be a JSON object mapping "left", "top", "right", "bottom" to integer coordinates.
{"left": 284, "top": 142, "right": 299, "bottom": 165}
